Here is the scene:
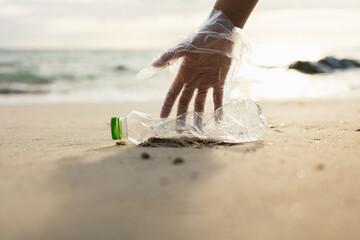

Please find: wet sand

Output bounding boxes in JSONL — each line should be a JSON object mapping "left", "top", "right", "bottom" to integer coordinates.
{"left": 1, "top": 98, "right": 360, "bottom": 240}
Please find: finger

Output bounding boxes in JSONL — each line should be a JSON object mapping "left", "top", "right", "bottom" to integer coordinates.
{"left": 194, "top": 88, "right": 208, "bottom": 130}
{"left": 160, "top": 76, "right": 184, "bottom": 118}
{"left": 176, "top": 84, "right": 195, "bottom": 126}
{"left": 213, "top": 86, "right": 224, "bottom": 122}
{"left": 218, "top": 62, "right": 231, "bottom": 84}
{"left": 152, "top": 45, "right": 186, "bottom": 68}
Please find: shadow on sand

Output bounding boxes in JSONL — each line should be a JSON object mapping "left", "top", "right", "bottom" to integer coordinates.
{"left": 10, "top": 142, "right": 264, "bottom": 240}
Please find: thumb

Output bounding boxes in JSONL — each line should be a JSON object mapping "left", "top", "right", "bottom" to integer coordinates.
{"left": 136, "top": 44, "right": 186, "bottom": 80}
{"left": 152, "top": 44, "right": 186, "bottom": 68}
{"left": 136, "top": 65, "right": 159, "bottom": 80}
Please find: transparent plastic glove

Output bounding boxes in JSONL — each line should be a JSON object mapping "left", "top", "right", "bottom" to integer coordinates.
{"left": 137, "top": 9, "right": 251, "bottom": 129}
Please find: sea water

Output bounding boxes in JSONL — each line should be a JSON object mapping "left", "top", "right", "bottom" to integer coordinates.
{"left": 1, "top": 47, "right": 359, "bottom": 105}
{"left": 1, "top": 10, "right": 360, "bottom": 105}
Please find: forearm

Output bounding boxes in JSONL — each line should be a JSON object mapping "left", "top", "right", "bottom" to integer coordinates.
{"left": 214, "top": 0, "right": 259, "bottom": 28}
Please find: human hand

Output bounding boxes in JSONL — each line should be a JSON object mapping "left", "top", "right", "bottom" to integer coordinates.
{"left": 154, "top": 39, "right": 233, "bottom": 129}
{"left": 137, "top": 9, "right": 250, "bottom": 129}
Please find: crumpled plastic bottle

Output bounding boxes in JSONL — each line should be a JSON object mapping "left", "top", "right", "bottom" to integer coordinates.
{"left": 111, "top": 99, "right": 267, "bottom": 145}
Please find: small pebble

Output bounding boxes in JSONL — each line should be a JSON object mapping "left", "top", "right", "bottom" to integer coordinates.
{"left": 116, "top": 141, "right": 127, "bottom": 146}
{"left": 173, "top": 157, "right": 184, "bottom": 165}
{"left": 316, "top": 163, "right": 325, "bottom": 170}
{"left": 356, "top": 129, "right": 360, "bottom": 132}
{"left": 141, "top": 152, "right": 150, "bottom": 159}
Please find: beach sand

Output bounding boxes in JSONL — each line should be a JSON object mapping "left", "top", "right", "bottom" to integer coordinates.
{"left": 1, "top": 98, "right": 360, "bottom": 240}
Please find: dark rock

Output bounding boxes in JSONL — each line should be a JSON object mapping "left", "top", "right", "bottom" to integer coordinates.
{"left": 340, "top": 59, "right": 360, "bottom": 68}
{"left": 319, "top": 56, "right": 345, "bottom": 69}
{"left": 289, "top": 56, "right": 360, "bottom": 74}
{"left": 289, "top": 61, "right": 333, "bottom": 74}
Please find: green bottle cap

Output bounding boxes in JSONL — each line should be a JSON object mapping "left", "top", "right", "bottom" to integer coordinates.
{"left": 111, "top": 117, "right": 122, "bottom": 140}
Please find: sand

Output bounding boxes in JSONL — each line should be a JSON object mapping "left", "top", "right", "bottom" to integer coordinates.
{"left": 1, "top": 98, "right": 360, "bottom": 240}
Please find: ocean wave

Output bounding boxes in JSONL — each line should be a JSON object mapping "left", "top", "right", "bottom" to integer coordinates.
{"left": 0, "top": 83, "right": 50, "bottom": 94}
{"left": 0, "top": 72, "right": 53, "bottom": 84}
{"left": 0, "top": 61, "right": 19, "bottom": 67}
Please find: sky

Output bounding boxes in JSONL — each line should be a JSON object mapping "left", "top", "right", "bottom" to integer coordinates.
{"left": 0, "top": 0, "right": 360, "bottom": 49}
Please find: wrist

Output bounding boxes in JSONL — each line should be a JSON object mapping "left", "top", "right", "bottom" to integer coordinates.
{"left": 209, "top": 8, "right": 236, "bottom": 32}
{"left": 206, "top": 8, "right": 236, "bottom": 34}
{"left": 214, "top": 0, "right": 259, "bottom": 28}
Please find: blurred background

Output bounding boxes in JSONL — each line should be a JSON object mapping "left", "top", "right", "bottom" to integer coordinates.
{"left": 0, "top": 0, "right": 360, "bottom": 105}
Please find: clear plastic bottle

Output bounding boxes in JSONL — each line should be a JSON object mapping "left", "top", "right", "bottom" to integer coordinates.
{"left": 111, "top": 100, "right": 267, "bottom": 145}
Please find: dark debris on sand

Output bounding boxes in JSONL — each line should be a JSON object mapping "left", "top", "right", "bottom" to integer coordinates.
{"left": 141, "top": 152, "right": 151, "bottom": 159}
{"left": 173, "top": 157, "right": 184, "bottom": 165}
{"left": 316, "top": 163, "right": 325, "bottom": 171}
{"left": 138, "top": 137, "right": 242, "bottom": 148}
{"left": 116, "top": 141, "right": 127, "bottom": 146}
